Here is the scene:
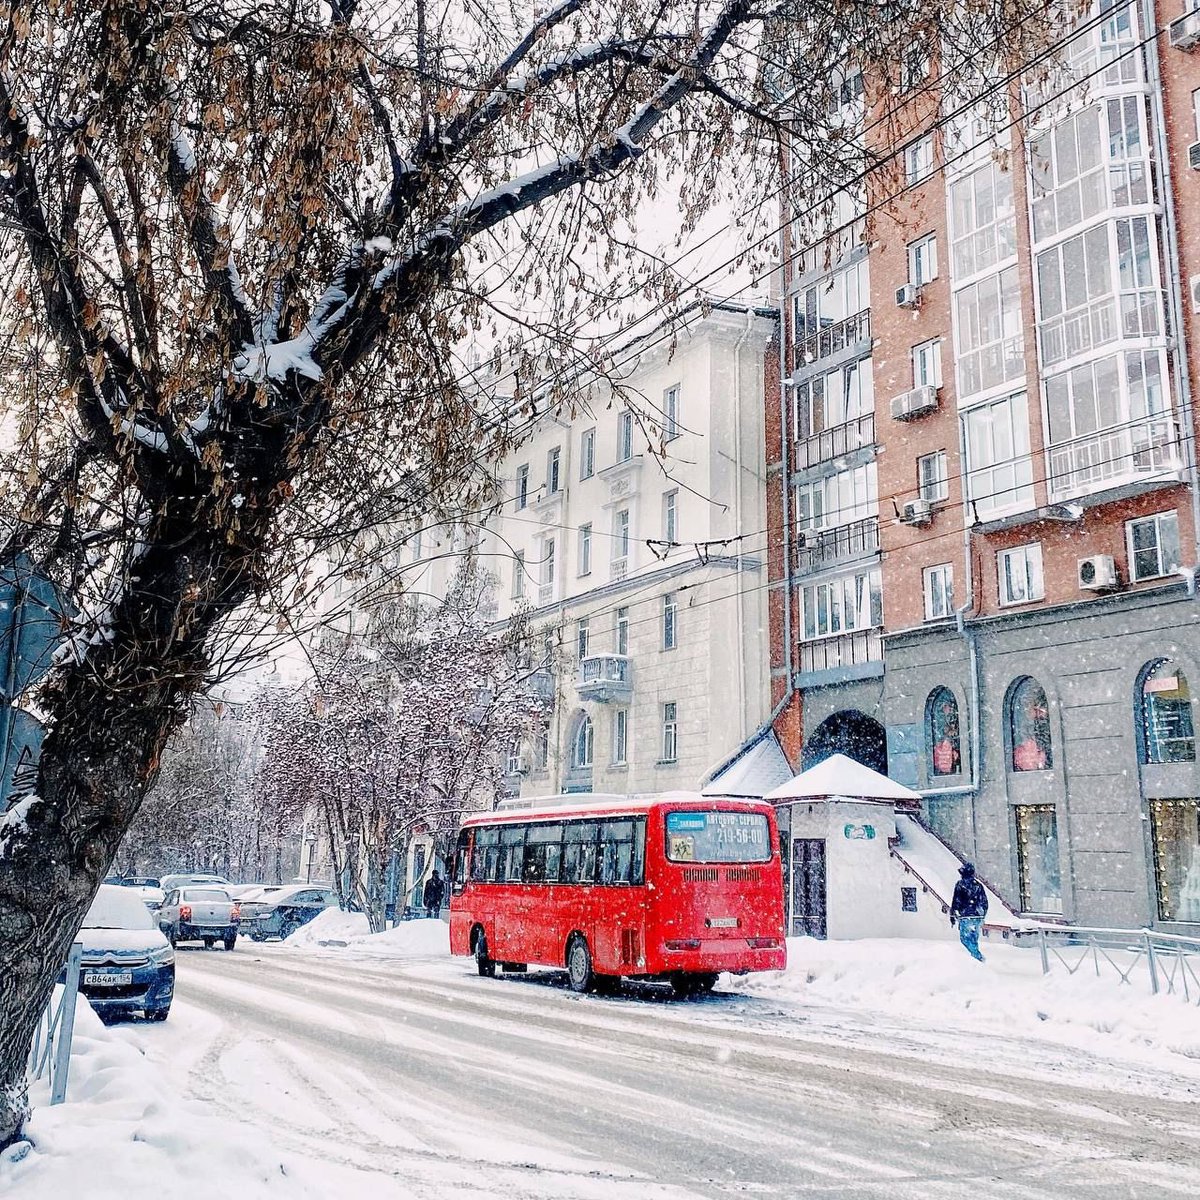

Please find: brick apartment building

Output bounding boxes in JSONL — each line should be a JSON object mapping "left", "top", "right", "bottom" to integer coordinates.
{"left": 769, "top": 1, "right": 1200, "bottom": 931}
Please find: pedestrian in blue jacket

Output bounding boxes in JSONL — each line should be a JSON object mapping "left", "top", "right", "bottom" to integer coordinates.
{"left": 950, "top": 863, "right": 988, "bottom": 962}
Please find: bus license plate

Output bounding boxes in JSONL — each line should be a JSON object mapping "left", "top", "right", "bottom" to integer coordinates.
{"left": 708, "top": 917, "right": 738, "bottom": 928}
{"left": 84, "top": 972, "right": 132, "bottom": 986}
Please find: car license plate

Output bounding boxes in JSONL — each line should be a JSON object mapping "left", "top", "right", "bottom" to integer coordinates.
{"left": 708, "top": 917, "right": 738, "bottom": 928}
{"left": 84, "top": 972, "right": 132, "bottom": 986}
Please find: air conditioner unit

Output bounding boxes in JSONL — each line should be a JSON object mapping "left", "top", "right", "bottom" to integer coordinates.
{"left": 1190, "top": 274, "right": 1200, "bottom": 315}
{"left": 516, "top": 751, "right": 532, "bottom": 775}
{"left": 890, "top": 384, "right": 939, "bottom": 421}
{"left": 899, "top": 499, "right": 933, "bottom": 526}
{"left": 1078, "top": 554, "right": 1119, "bottom": 592}
{"left": 1170, "top": 11, "right": 1200, "bottom": 49}
{"left": 895, "top": 283, "right": 922, "bottom": 309}
{"left": 1190, "top": 142, "right": 1200, "bottom": 171}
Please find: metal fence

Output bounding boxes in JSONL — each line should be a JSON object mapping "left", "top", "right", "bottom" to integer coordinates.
{"left": 1016, "top": 925, "right": 1200, "bottom": 1006}
{"left": 27, "top": 942, "right": 82, "bottom": 1105}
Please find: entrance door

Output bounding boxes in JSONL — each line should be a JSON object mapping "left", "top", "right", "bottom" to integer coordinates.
{"left": 791, "top": 838, "right": 827, "bottom": 939}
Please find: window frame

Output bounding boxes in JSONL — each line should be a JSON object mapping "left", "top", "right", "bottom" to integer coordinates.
{"left": 926, "top": 686, "right": 962, "bottom": 776}
{"left": 662, "top": 592, "right": 678, "bottom": 651}
{"left": 542, "top": 537, "right": 556, "bottom": 587}
{"left": 904, "top": 133, "right": 935, "bottom": 185}
{"left": 908, "top": 232, "right": 938, "bottom": 286}
{"left": 576, "top": 618, "right": 589, "bottom": 661}
{"left": 1007, "top": 677, "right": 1053, "bottom": 772}
{"left": 511, "top": 550, "right": 526, "bottom": 598}
{"left": 922, "top": 563, "right": 954, "bottom": 621}
{"left": 1126, "top": 510, "right": 1180, "bottom": 582}
{"left": 515, "top": 464, "right": 530, "bottom": 511}
{"left": 912, "top": 338, "right": 943, "bottom": 389}
{"left": 617, "top": 411, "right": 634, "bottom": 462}
{"left": 613, "top": 508, "right": 630, "bottom": 563}
{"left": 580, "top": 428, "right": 596, "bottom": 480}
{"left": 917, "top": 449, "right": 949, "bottom": 502}
{"left": 547, "top": 446, "right": 562, "bottom": 495}
{"left": 997, "top": 543, "right": 1045, "bottom": 607}
{"left": 663, "top": 489, "right": 678, "bottom": 543}
{"left": 571, "top": 714, "right": 594, "bottom": 769}
{"left": 661, "top": 701, "right": 679, "bottom": 763}
{"left": 615, "top": 607, "right": 629, "bottom": 656}
{"left": 612, "top": 708, "right": 628, "bottom": 765}
{"left": 578, "top": 523, "right": 592, "bottom": 577}
{"left": 663, "top": 385, "right": 681, "bottom": 441}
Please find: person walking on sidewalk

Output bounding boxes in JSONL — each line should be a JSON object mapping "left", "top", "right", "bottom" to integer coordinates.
{"left": 950, "top": 863, "right": 988, "bottom": 962}
{"left": 423, "top": 870, "right": 445, "bottom": 919}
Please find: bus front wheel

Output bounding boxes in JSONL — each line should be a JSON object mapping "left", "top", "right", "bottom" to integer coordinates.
{"left": 473, "top": 929, "right": 496, "bottom": 978}
{"left": 566, "top": 935, "right": 595, "bottom": 994}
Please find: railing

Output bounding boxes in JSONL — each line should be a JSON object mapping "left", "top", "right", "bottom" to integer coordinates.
{"left": 798, "top": 628, "right": 884, "bottom": 675}
{"left": 537, "top": 582, "right": 555, "bottom": 606}
{"left": 28, "top": 942, "right": 82, "bottom": 1105}
{"left": 580, "top": 654, "right": 629, "bottom": 685}
{"left": 610, "top": 557, "right": 628, "bottom": 581}
{"left": 1047, "top": 414, "right": 1180, "bottom": 499}
{"left": 1015, "top": 925, "right": 1200, "bottom": 1007}
{"left": 577, "top": 654, "right": 632, "bottom": 703}
{"left": 795, "top": 411, "right": 875, "bottom": 469}
{"left": 1038, "top": 290, "right": 1164, "bottom": 368}
{"left": 792, "top": 308, "right": 871, "bottom": 372}
{"left": 796, "top": 515, "right": 879, "bottom": 574}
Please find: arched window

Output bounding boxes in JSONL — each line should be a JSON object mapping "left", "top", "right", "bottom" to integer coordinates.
{"left": 1009, "top": 677, "right": 1052, "bottom": 772}
{"left": 571, "top": 714, "right": 594, "bottom": 769}
{"left": 926, "top": 687, "right": 961, "bottom": 776}
{"left": 1140, "top": 661, "right": 1196, "bottom": 764}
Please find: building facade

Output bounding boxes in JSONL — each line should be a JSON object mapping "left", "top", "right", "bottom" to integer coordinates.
{"left": 770, "top": 2, "right": 1200, "bottom": 932}
{"left": 419, "top": 304, "right": 779, "bottom": 800}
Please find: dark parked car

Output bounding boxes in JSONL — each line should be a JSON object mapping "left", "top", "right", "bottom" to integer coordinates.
{"left": 239, "top": 885, "right": 339, "bottom": 941}
{"left": 74, "top": 884, "right": 175, "bottom": 1021}
{"left": 158, "top": 886, "right": 240, "bottom": 949}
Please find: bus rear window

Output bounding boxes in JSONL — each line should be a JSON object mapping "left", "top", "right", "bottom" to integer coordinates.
{"left": 665, "top": 811, "right": 771, "bottom": 864}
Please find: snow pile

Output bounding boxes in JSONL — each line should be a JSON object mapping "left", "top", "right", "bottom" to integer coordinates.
{"left": 742, "top": 937, "right": 1200, "bottom": 1076}
{"left": 0, "top": 1003, "right": 321, "bottom": 1200}
{"left": 284, "top": 909, "right": 449, "bottom": 958}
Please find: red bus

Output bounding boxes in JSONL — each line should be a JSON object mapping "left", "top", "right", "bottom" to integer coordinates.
{"left": 449, "top": 792, "right": 786, "bottom": 996}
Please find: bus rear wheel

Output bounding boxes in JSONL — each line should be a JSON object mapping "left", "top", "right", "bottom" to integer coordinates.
{"left": 473, "top": 929, "right": 496, "bottom": 978}
{"left": 566, "top": 935, "right": 595, "bottom": 993}
{"left": 669, "top": 972, "right": 718, "bottom": 998}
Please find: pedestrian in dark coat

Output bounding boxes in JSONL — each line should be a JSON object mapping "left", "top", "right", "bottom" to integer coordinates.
{"left": 950, "top": 862, "right": 988, "bottom": 962}
{"left": 423, "top": 870, "right": 445, "bottom": 918}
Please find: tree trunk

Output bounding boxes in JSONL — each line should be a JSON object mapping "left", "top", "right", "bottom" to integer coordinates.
{"left": 0, "top": 694, "right": 179, "bottom": 1146}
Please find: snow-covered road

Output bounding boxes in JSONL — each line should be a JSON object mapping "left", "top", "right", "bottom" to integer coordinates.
{"left": 130, "top": 942, "right": 1200, "bottom": 1199}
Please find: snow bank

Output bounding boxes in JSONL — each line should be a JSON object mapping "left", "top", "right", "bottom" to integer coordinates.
{"left": 0, "top": 1002, "right": 322, "bottom": 1200}
{"left": 741, "top": 937, "right": 1200, "bottom": 1077}
{"left": 284, "top": 909, "right": 450, "bottom": 958}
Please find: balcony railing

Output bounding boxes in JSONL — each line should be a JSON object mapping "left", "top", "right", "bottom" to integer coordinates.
{"left": 1047, "top": 414, "right": 1181, "bottom": 500}
{"left": 792, "top": 308, "right": 871, "bottom": 372}
{"left": 577, "top": 654, "right": 632, "bottom": 703}
{"left": 799, "top": 629, "right": 884, "bottom": 675}
{"left": 1039, "top": 290, "right": 1164, "bottom": 368}
{"left": 796, "top": 516, "right": 880, "bottom": 574}
{"left": 795, "top": 411, "right": 875, "bottom": 469}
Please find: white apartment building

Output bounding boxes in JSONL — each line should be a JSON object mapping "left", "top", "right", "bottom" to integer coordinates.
{"left": 416, "top": 302, "right": 778, "bottom": 798}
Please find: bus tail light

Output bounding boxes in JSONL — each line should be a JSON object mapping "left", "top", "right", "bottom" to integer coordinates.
{"left": 230, "top": 904, "right": 241, "bottom": 922}
{"left": 179, "top": 904, "right": 192, "bottom": 922}
{"left": 747, "top": 937, "right": 781, "bottom": 949}
{"left": 664, "top": 939, "right": 701, "bottom": 951}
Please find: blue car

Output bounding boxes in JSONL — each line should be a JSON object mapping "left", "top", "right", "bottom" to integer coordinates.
{"left": 74, "top": 884, "right": 176, "bottom": 1022}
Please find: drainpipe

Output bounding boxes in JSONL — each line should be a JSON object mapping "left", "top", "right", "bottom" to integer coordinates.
{"left": 733, "top": 308, "right": 756, "bottom": 740}
{"left": 1143, "top": 0, "right": 1200, "bottom": 578}
{"left": 778, "top": 312, "right": 796, "bottom": 704}
{"left": 921, "top": 413, "right": 981, "bottom": 805}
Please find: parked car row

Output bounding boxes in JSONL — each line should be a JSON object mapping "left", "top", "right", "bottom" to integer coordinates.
{"left": 73, "top": 877, "right": 342, "bottom": 1027}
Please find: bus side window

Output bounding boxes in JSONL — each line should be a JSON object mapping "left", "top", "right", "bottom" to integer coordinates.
{"left": 523, "top": 823, "right": 563, "bottom": 883}
{"left": 631, "top": 818, "right": 646, "bottom": 884}
{"left": 452, "top": 830, "right": 469, "bottom": 894}
{"left": 600, "top": 820, "right": 636, "bottom": 885}
{"left": 563, "top": 821, "right": 598, "bottom": 883}
{"left": 473, "top": 827, "right": 500, "bottom": 883}
{"left": 500, "top": 825, "right": 526, "bottom": 882}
